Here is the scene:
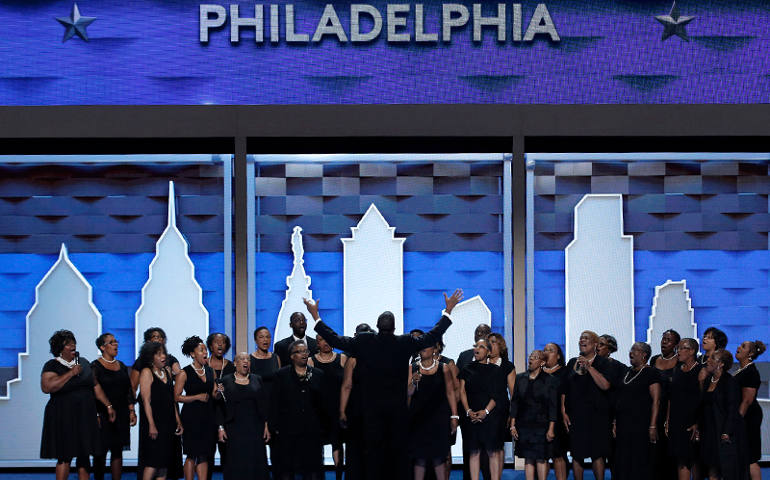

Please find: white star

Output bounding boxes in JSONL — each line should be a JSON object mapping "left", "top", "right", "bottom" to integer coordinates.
{"left": 56, "top": 4, "right": 96, "bottom": 42}
{"left": 655, "top": 2, "right": 694, "bottom": 42}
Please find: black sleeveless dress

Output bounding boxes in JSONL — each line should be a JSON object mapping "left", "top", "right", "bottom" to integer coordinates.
{"left": 668, "top": 363, "right": 701, "bottom": 467}
{"left": 40, "top": 358, "right": 102, "bottom": 460}
{"left": 139, "top": 367, "right": 177, "bottom": 469}
{"left": 91, "top": 360, "right": 132, "bottom": 452}
{"left": 546, "top": 366, "right": 570, "bottom": 458}
{"left": 734, "top": 363, "right": 762, "bottom": 464}
{"left": 409, "top": 362, "right": 451, "bottom": 462}
{"left": 649, "top": 355, "right": 677, "bottom": 479}
{"left": 314, "top": 353, "right": 345, "bottom": 447}
{"left": 180, "top": 365, "right": 216, "bottom": 458}
{"left": 613, "top": 366, "right": 660, "bottom": 480}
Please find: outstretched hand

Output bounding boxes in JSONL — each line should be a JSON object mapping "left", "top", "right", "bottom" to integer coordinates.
{"left": 444, "top": 289, "right": 464, "bottom": 314}
{"left": 303, "top": 297, "right": 320, "bottom": 320}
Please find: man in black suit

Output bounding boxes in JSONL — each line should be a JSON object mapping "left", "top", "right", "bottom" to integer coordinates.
{"left": 274, "top": 312, "right": 319, "bottom": 367}
{"left": 305, "top": 289, "right": 463, "bottom": 480}
{"left": 456, "top": 323, "right": 491, "bottom": 480}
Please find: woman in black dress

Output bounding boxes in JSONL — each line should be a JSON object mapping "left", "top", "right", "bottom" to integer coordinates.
{"left": 217, "top": 352, "right": 270, "bottom": 480}
{"left": 206, "top": 332, "right": 234, "bottom": 479}
{"left": 612, "top": 342, "right": 661, "bottom": 480}
{"left": 41, "top": 330, "right": 112, "bottom": 480}
{"left": 699, "top": 349, "right": 748, "bottom": 480}
{"left": 510, "top": 350, "right": 557, "bottom": 480}
{"left": 488, "top": 333, "right": 516, "bottom": 466}
{"left": 459, "top": 338, "right": 503, "bottom": 480}
{"left": 131, "top": 328, "right": 184, "bottom": 480}
{"left": 734, "top": 340, "right": 765, "bottom": 480}
{"left": 313, "top": 334, "right": 348, "bottom": 480}
{"left": 250, "top": 326, "right": 281, "bottom": 477}
{"left": 666, "top": 338, "right": 701, "bottom": 480}
{"left": 407, "top": 341, "right": 458, "bottom": 480}
{"left": 562, "top": 330, "right": 612, "bottom": 480}
{"left": 649, "top": 329, "right": 680, "bottom": 480}
{"left": 139, "top": 341, "right": 184, "bottom": 480}
{"left": 175, "top": 336, "right": 217, "bottom": 480}
{"left": 542, "top": 342, "right": 569, "bottom": 480}
{"left": 91, "top": 333, "right": 135, "bottom": 480}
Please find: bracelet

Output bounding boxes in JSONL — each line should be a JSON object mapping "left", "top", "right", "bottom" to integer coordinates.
{"left": 466, "top": 409, "right": 472, "bottom": 417}
{"left": 649, "top": 426, "right": 657, "bottom": 429}
{"left": 484, "top": 408, "right": 490, "bottom": 415}
{"left": 106, "top": 404, "right": 113, "bottom": 409}
{"left": 218, "top": 425, "right": 225, "bottom": 431}
{"left": 450, "top": 415, "right": 460, "bottom": 420}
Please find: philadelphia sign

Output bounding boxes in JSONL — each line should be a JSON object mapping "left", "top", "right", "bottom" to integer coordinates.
{"left": 199, "top": 3, "right": 559, "bottom": 43}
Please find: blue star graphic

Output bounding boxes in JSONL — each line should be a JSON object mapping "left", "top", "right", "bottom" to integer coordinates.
{"left": 655, "top": 2, "right": 694, "bottom": 42}
{"left": 56, "top": 4, "right": 96, "bottom": 42}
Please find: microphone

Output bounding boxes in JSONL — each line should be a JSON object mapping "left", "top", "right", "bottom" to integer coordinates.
{"left": 74, "top": 351, "right": 81, "bottom": 375}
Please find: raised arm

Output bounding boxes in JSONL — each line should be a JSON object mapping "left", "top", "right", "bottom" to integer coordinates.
{"left": 410, "top": 289, "right": 463, "bottom": 352}
{"left": 305, "top": 297, "right": 357, "bottom": 354}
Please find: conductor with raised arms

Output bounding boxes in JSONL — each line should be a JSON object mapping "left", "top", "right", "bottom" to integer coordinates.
{"left": 305, "top": 288, "right": 463, "bottom": 480}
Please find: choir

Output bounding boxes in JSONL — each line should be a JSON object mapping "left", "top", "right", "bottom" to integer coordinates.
{"left": 39, "top": 300, "right": 766, "bottom": 480}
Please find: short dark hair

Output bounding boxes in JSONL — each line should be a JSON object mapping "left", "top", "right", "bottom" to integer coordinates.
{"left": 289, "top": 312, "right": 306, "bottom": 325}
{"left": 600, "top": 334, "right": 618, "bottom": 353}
{"left": 253, "top": 326, "right": 270, "bottom": 341}
{"left": 377, "top": 311, "right": 395, "bottom": 333}
{"left": 488, "top": 333, "right": 508, "bottom": 360}
{"left": 143, "top": 327, "right": 167, "bottom": 343}
{"left": 474, "top": 324, "right": 492, "bottom": 342}
{"left": 704, "top": 327, "right": 728, "bottom": 349}
{"left": 138, "top": 341, "right": 167, "bottom": 369}
{"left": 49, "top": 330, "right": 76, "bottom": 357}
{"left": 355, "top": 323, "right": 373, "bottom": 335}
{"left": 289, "top": 339, "right": 308, "bottom": 355}
{"left": 206, "top": 333, "right": 231, "bottom": 354}
{"left": 663, "top": 329, "right": 681, "bottom": 345}
{"left": 635, "top": 342, "right": 652, "bottom": 362}
{"left": 181, "top": 336, "right": 205, "bottom": 357}
{"left": 95, "top": 332, "right": 114, "bottom": 351}
{"left": 545, "top": 343, "right": 566, "bottom": 367}
{"left": 409, "top": 328, "right": 424, "bottom": 337}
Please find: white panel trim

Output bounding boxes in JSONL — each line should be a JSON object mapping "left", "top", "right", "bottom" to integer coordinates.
{"left": 646, "top": 280, "right": 697, "bottom": 357}
{"left": 565, "top": 194, "right": 635, "bottom": 360}
{"left": 342, "top": 203, "right": 405, "bottom": 336}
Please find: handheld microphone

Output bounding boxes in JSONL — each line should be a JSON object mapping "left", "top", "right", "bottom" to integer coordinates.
{"left": 74, "top": 351, "right": 81, "bottom": 374}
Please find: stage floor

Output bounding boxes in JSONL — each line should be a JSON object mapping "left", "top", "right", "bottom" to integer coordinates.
{"left": 0, "top": 471, "right": 767, "bottom": 479}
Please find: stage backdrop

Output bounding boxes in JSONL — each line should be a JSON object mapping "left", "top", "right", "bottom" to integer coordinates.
{"left": 0, "top": 157, "right": 231, "bottom": 463}
{"left": 0, "top": 0, "right": 767, "bottom": 104}
{"left": 527, "top": 153, "right": 770, "bottom": 394}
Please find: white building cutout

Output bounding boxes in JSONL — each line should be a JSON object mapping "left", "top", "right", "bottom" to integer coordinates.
{"left": 273, "top": 226, "right": 314, "bottom": 348}
{"left": 565, "top": 194, "right": 635, "bottom": 360}
{"left": 342, "top": 204, "right": 405, "bottom": 336}
{"left": 135, "top": 181, "right": 209, "bottom": 368}
{"left": 0, "top": 245, "right": 102, "bottom": 461}
{"left": 647, "top": 280, "right": 696, "bottom": 357}
{"left": 442, "top": 295, "right": 491, "bottom": 366}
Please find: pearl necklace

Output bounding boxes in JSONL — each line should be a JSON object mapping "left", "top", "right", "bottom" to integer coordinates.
{"left": 192, "top": 364, "right": 206, "bottom": 375}
{"left": 316, "top": 352, "right": 335, "bottom": 363}
{"left": 710, "top": 374, "right": 721, "bottom": 384}
{"left": 623, "top": 365, "right": 648, "bottom": 385}
{"left": 234, "top": 372, "right": 249, "bottom": 382}
{"left": 100, "top": 356, "right": 117, "bottom": 364}
{"left": 56, "top": 356, "right": 78, "bottom": 368}
{"left": 420, "top": 359, "right": 438, "bottom": 371}
{"left": 682, "top": 361, "right": 697, "bottom": 372}
{"left": 543, "top": 364, "right": 560, "bottom": 373}
{"left": 660, "top": 352, "right": 677, "bottom": 361}
{"left": 734, "top": 362, "right": 753, "bottom": 375}
{"left": 154, "top": 368, "right": 166, "bottom": 380}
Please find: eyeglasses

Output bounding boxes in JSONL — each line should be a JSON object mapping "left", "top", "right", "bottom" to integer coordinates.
{"left": 474, "top": 344, "right": 488, "bottom": 350}
{"left": 291, "top": 350, "right": 308, "bottom": 355}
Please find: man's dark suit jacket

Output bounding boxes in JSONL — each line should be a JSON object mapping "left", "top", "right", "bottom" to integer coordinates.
{"left": 274, "top": 335, "right": 318, "bottom": 368}
{"left": 314, "top": 315, "right": 451, "bottom": 410}
{"left": 456, "top": 348, "right": 475, "bottom": 372}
